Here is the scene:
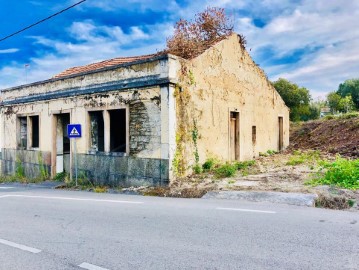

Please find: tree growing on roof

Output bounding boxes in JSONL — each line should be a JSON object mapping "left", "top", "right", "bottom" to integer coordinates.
{"left": 165, "top": 7, "right": 244, "bottom": 59}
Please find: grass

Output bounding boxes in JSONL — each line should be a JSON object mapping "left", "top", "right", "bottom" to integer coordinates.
{"left": 259, "top": 150, "right": 278, "bottom": 157}
{"left": 306, "top": 157, "right": 359, "bottom": 190}
{"left": 286, "top": 150, "right": 321, "bottom": 166}
{"left": 198, "top": 158, "right": 256, "bottom": 179}
{"left": 214, "top": 163, "right": 237, "bottom": 178}
{"left": 0, "top": 175, "right": 45, "bottom": 184}
{"left": 322, "top": 112, "right": 359, "bottom": 121}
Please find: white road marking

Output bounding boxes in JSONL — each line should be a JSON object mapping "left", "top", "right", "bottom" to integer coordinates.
{"left": 0, "top": 187, "right": 14, "bottom": 189}
{"left": 0, "top": 238, "right": 41, "bottom": 254}
{"left": 0, "top": 194, "right": 143, "bottom": 204}
{"left": 79, "top": 262, "right": 110, "bottom": 270}
{"left": 216, "top": 207, "right": 276, "bottom": 214}
{"left": 0, "top": 195, "right": 11, "bottom": 198}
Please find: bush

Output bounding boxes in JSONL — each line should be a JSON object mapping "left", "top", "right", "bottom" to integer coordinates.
{"left": 202, "top": 158, "right": 216, "bottom": 171}
{"left": 193, "top": 164, "right": 203, "bottom": 174}
{"left": 215, "top": 163, "right": 237, "bottom": 178}
{"left": 337, "top": 112, "right": 359, "bottom": 120}
{"left": 307, "top": 157, "right": 359, "bottom": 190}
{"left": 234, "top": 160, "right": 255, "bottom": 170}
{"left": 165, "top": 7, "right": 241, "bottom": 59}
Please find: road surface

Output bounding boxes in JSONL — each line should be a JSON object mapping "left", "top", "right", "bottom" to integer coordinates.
{"left": 0, "top": 183, "right": 358, "bottom": 269}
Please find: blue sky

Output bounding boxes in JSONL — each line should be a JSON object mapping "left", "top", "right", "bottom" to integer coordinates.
{"left": 0, "top": 0, "right": 358, "bottom": 99}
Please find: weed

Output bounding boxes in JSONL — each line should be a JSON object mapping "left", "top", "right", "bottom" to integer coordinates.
{"left": 215, "top": 163, "right": 237, "bottom": 178}
{"left": 202, "top": 158, "right": 217, "bottom": 171}
{"left": 188, "top": 70, "right": 195, "bottom": 85}
{"left": 323, "top": 115, "right": 335, "bottom": 120}
{"left": 193, "top": 164, "right": 203, "bottom": 174}
{"left": 234, "top": 160, "right": 255, "bottom": 170}
{"left": 337, "top": 112, "right": 359, "bottom": 120}
{"left": 38, "top": 152, "right": 49, "bottom": 180}
{"left": 15, "top": 157, "right": 25, "bottom": 178}
{"left": 53, "top": 171, "right": 69, "bottom": 182}
{"left": 348, "top": 199, "right": 355, "bottom": 208}
{"left": 259, "top": 150, "right": 278, "bottom": 157}
{"left": 315, "top": 193, "right": 352, "bottom": 209}
{"left": 94, "top": 186, "right": 108, "bottom": 193}
{"left": 306, "top": 157, "right": 359, "bottom": 190}
{"left": 286, "top": 150, "right": 321, "bottom": 166}
{"left": 227, "top": 180, "right": 236, "bottom": 184}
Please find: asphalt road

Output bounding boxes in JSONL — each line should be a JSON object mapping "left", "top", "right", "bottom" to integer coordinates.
{"left": 0, "top": 183, "right": 358, "bottom": 270}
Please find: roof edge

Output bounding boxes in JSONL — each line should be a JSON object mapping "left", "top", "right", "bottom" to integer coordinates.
{"left": 2, "top": 53, "right": 179, "bottom": 93}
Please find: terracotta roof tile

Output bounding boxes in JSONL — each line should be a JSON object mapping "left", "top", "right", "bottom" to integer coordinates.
{"left": 53, "top": 54, "right": 158, "bottom": 79}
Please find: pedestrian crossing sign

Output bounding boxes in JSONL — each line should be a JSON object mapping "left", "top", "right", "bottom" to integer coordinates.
{"left": 67, "top": 124, "right": 82, "bottom": 138}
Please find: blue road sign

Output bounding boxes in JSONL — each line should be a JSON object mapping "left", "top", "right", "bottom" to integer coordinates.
{"left": 67, "top": 124, "right": 82, "bottom": 138}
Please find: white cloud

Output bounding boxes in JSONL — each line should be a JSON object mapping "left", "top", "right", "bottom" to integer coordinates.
{"left": 235, "top": 0, "right": 359, "bottom": 95}
{"left": 0, "top": 48, "right": 19, "bottom": 54}
{"left": 1, "top": 0, "right": 359, "bottom": 97}
{"left": 0, "top": 20, "right": 170, "bottom": 89}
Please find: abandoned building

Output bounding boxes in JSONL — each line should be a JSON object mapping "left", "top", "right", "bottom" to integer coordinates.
{"left": 0, "top": 34, "right": 289, "bottom": 186}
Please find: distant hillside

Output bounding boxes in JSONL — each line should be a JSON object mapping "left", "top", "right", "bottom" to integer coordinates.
{"left": 289, "top": 114, "right": 359, "bottom": 158}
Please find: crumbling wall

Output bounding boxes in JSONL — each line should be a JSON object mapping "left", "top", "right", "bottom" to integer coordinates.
{"left": 173, "top": 34, "right": 290, "bottom": 175}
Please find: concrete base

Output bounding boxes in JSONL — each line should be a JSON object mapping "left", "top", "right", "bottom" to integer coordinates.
{"left": 202, "top": 191, "right": 318, "bottom": 207}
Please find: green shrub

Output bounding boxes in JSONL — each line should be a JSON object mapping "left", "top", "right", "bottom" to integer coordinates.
{"left": 215, "top": 163, "right": 237, "bottom": 178}
{"left": 53, "top": 171, "right": 68, "bottom": 181}
{"left": 323, "top": 115, "right": 335, "bottom": 120}
{"left": 15, "top": 157, "right": 25, "bottom": 178}
{"left": 306, "top": 157, "right": 359, "bottom": 190}
{"left": 193, "top": 164, "right": 203, "bottom": 174}
{"left": 234, "top": 160, "right": 255, "bottom": 170}
{"left": 337, "top": 112, "right": 359, "bottom": 120}
{"left": 202, "top": 158, "right": 216, "bottom": 171}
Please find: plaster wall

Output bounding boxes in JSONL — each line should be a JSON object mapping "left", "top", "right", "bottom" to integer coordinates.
{"left": 175, "top": 34, "right": 290, "bottom": 171}
{"left": 0, "top": 58, "right": 175, "bottom": 184}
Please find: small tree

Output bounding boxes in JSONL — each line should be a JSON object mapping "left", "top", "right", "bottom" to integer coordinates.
{"left": 272, "top": 78, "right": 312, "bottom": 121}
{"left": 165, "top": 7, "right": 243, "bottom": 59}
{"left": 327, "top": 92, "right": 342, "bottom": 114}
{"left": 339, "top": 95, "right": 355, "bottom": 113}
{"left": 337, "top": 79, "right": 359, "bottom": 110}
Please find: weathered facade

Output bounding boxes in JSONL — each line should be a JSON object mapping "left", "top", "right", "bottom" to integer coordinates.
{"left": 0, "top": 34, "right": 289, "bottom": 186}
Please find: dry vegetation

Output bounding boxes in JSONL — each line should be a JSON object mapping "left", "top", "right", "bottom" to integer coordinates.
{"left": 163, "top": 7, "right": 246, "bottom": 59}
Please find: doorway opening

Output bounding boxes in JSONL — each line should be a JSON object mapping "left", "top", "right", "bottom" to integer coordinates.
{"left": 278, "top": 117, "right": 284, "bottom": 151}
{"left": 55, "top": 113, "right": 70, "bottom": 174}
{"left": 230, "top": 111, "right": 240, "bottom": 160}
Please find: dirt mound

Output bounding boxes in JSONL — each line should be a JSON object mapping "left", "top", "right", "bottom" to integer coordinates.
{"left": 289, "top": 116, "right": 359, "bottom": 158}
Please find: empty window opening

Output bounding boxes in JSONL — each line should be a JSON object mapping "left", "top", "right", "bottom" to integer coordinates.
{"left": 18, "top": 117, "right": 27, "bottom": 149}
{"left": 89, "top": 111, "right": 104, "bottom": 152}
{"left": 252, "top": 126, "right": 256, "bottom": 145}
{"left": 109, "top": 109, "right": 126, "bottom": 153}
{"left": 30, "top": 115, "right": 39, "bottom": 148}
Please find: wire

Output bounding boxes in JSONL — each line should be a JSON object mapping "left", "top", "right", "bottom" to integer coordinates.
{"left": 0, "top": 0, "right": 87, "bottom": 43}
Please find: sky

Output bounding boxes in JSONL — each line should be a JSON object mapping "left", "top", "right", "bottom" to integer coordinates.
{"left": 0, "top": 0, "right": 358, "bottom": 99}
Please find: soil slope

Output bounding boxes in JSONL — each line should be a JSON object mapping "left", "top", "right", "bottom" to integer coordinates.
{"left": 289, "top": 116, "right": 359, "bottom": 158}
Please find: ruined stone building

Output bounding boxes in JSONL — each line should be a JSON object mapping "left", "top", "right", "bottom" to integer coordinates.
{"left": 0, "top": 34, "right": 289, "bottom": 186}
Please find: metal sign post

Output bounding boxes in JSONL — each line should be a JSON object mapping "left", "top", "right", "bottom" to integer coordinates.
{"left": 67, "top": 124, "right": 82, "bottom": 186}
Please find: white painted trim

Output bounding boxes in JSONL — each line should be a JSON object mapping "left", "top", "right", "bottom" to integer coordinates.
{"left": 216, "top": 207, "right": 276, "bottom": 214}
{"left": 1, "top": 195, "right": 144, "bottom": 204}
{"left": 0, "top": 238, "right": 41, "bottom": 254}
{"left": 79, "top": 262, "right": 110, "bottom": 270}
